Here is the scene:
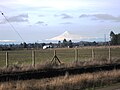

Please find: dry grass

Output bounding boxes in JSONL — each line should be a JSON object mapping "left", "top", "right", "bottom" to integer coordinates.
{"left": 0, "top": 58, "right": 120, "bottom": 74}
{"left": 0, "top": 69, "right": 120, "bottom": 90}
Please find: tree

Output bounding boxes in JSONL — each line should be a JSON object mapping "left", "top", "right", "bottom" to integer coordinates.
{"left": 93, "top": 41, "right": 97, "bottom": 46}
{"left": 68, "top": 40, "right": 73, "bottom": 48}
{"left": 23, "top": 42, "right": 27, "bottom": 48}
{"left": 110, "top": 31, "right": 117, "bottom": 45}
{"left": 117, "top": 34, "right": 120, "bottom": 45}
{"left": 62, "top": 39, "right": 68, "bottom": 47}
{"left": 49, "top": 42, "right": 53, "bottom": 45}
{"left": 110, "top": 31, "right": 120, "bottom": 45}
{"left": 58, "top": 41, "right": 62, "bottom": 48}
{"left": 41, "top": 43, "right": 46, "bottom": 47}
{"left": 110, "top": 31, "right": 115, "bottom": 38}
{"left": 20, "top": 42, "right": 27, "bottom": 48}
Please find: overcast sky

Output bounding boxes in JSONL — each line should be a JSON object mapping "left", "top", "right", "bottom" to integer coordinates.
{"left": 0, "top": 0, "right": 120, "bottom": 43}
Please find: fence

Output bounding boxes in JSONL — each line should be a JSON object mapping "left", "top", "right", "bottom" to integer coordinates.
{"left": 0, "top": 46, "right": 120, "bottom": 67}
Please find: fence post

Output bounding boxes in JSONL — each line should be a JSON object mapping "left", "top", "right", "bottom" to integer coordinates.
{"left": 75, "top": 48, "right": 78, "bottom": 62}
{"left": 6, "top": 52, "right": 9, "bottom": 67}
{"left": 51, "top": 50, "right": 61, "bottom": 64}
{"left": 92, "top": 48, "right": 94, "bottom": 61}
{"left": 109, "top": 47, "right": 111, "bottom": 61}
{"left": 32, "top": 51, "right": 35, "bottom": 67}
{"left": 54, "top": 50, "right": 57, "bottom": 64}
{"left": 54, "top": 50, "right": 56, "bottom": 56}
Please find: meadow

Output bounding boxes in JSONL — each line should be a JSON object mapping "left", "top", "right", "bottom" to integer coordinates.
{"left": 0, "top": 46, "right": 120, "bottom": 67}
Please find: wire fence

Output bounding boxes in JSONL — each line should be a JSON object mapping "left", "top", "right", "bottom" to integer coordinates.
{"left": 0, "top": 47, "right": 120, "bottom": 67}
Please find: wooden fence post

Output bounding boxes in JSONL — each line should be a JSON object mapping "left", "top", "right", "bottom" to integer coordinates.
{"left": 6, "top": 52, "right": 9, "bottom": 67}
{"left": 51, "top": 50, "right": 61, "bottom": 64}
{"left": 54, "top": 50, "right": 56, "bottom": 56}
{"left": 75, "top": 48, "right": 78, "bottom": 62}
{"left": 92, "top": 48, "right": 94, "bottom": 61}
{"left": 109, "top": 47, "right": 111, "bottom": 61}
{"left": 54, "top": 50, "right": 57, "bottom": 64}
{"left": 32, "top": 51, "right": 35, "bottom": 67}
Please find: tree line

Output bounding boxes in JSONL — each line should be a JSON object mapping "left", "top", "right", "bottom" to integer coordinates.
{"left": 58, "top": 39, "right": 73, "bottom": 48}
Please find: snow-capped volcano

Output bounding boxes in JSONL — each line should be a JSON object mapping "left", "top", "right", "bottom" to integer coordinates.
{"left": 47, "top": 31, "right": 86, "bottom": 41}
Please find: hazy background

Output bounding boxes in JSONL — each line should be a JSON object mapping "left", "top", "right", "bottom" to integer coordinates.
{"left": 0, "top": 0, "right": 120, "bottom": 43}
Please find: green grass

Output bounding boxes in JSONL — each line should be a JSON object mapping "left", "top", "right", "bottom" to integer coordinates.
{"left": 57, "top": 49, "right": 75, "bottom": 62}
{"left": 0, "top": 51, "right": 6, "bottom": 67}
{"left": 0, "top": 47, "right": 120, "bottom": 67}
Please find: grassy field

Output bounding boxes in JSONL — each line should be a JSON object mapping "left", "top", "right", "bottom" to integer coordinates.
{"left": 0, "top": 46, "right": 120, "bottom": 67}
{"left": 0, "top": 46, "right": 120, "bottom": 90}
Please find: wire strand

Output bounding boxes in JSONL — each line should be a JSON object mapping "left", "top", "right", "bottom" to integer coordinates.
{"left": 0, "top": 11, "right": 25, "bottom": 42}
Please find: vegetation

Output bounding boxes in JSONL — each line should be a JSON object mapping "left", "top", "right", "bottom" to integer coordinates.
{"left": 0, "top": 69, "right": 120, "bottom": 90}
{"left": 110, "top": 31, "right": 120, "bottom": 45}
{"left": 0, "top": 45, "right": 119, "bottom": 90}
{"left": 0, "top": 46, "right": 120, "bottom": 67}
{"left": 0, "top": 57, "right": 119, "bottom": 74}
{"left": 58, "top": 39, "right": 73, "bottom": 48}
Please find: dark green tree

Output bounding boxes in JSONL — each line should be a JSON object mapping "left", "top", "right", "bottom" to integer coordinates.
{"left": 62, "top": 39, "right": 68, "bottom": 47}
{"left": 110, "top": 31, "right": 115, "bottom": 38}
{"left": 23, "top": 42, "right": 27, "bottom": 48}
{"left": 68, "top": 40, "right": 73, "bottom": 48}
{"left": 41, "top": 43, "right": 46, "bottom": 47}
{"left": 117, "top": 33, "right": 120, "bottom": 45}
{"left": 110, "top": 31, "right": 118, "bottom": 45}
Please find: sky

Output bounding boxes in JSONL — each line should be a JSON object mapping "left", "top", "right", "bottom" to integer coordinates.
{"left": 0, "top": 0, "right": 120, "bottom": 43}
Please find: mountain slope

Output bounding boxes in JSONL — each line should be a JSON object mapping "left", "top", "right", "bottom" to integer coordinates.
{"left": 47, "top": 31, "right": 86, "bottom": 41}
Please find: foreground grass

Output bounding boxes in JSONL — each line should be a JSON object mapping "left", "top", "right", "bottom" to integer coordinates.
{"left": 0, "top": 69, "right": 120, "bottom": 90}
{"left": 96, "top": 83, "right": 120, "bottom": 90}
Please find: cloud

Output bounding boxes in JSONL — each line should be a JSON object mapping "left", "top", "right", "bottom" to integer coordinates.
{"left": 61, "top": 14, "right": 73, "bottom": 19}
{"left": 36, "top": 21, "right": 48, "bottom": 26}
{"left": 79, "top": 14, "right": 120, "bottom": 22}
{"left": 36, "top": 21, "right": 44, "bottom": 24}
{"left": 0, "top": 40, "right": 16, "bottom": 43}
{"left": 0, "top": 14, "right": 29, "bottom": 24}
{"left": 60, "top": 22, "right": 72, "bottom": 25}
{"left": 38, "top": 15, "right": 45, "bottom": 17}
{"left": 55, "top": 13, "right": 73, "bottom": 19}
